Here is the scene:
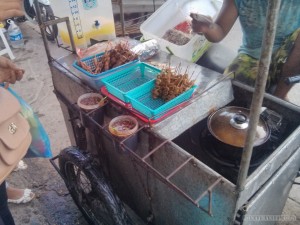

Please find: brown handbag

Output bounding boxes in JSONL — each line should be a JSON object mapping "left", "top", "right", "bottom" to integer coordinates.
{"left": 0, "top": 87, "right": 32, "bottom": 184}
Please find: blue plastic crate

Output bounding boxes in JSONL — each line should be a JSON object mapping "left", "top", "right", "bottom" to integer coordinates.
{"left": 73, "top": 52, "right": 138, "bottom": 90}
{"left": 101, "top": 62, "right": 161, "bottom": 102}
{"left": 126, "top": 80, "right": 197, "bottom": 119}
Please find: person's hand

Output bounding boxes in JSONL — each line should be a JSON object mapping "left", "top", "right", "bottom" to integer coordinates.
{"left": 0, "top": 0, "right": 24, "bottom": 21}
{"left": 190, "top": 13, "right": 214, "bottom": 34}
{"left": 0, "top": 56, "right": 24, "bottom": 86}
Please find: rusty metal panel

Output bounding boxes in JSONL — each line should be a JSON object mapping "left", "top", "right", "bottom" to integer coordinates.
{"left": 100, "top": 129, "right": 237, "bottom": 225}
{"left": 147, "top": 142, "right": 237, "bottom": 225}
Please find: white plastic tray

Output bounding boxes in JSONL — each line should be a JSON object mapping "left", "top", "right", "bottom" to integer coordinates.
{"left": 140, "top": 0, "right": 222, "bottom": 62}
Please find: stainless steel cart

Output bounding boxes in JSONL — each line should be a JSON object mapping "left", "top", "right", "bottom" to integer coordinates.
{"left": 44, "top": 47, "right": 300, "bottom": 224}
{"left": 34, "top": 0, "right": 300, "bottom": 224}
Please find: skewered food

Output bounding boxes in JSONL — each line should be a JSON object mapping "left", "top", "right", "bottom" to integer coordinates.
{"left": 152, "top": 66, "right": 195, "bottom": 102}
{"left": 77, "top": 42, "right": 138, "bottom": 74}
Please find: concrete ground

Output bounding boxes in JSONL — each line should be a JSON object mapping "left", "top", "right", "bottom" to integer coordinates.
{"left": 2, "top": 21, "right": 300, "bottom": 225}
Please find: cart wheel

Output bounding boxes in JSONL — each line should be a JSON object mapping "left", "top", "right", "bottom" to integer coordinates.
{"left": 59, "top": 147, "right": 133, "bottom": 225}
{"left": 40, "top": 4, "right": 58, "bottom": 41}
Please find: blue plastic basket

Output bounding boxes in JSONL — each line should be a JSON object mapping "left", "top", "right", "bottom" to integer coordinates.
{"left": 126, "top": 80, "right": 197, "bottom": 119}
{"left": 101, "top": 62, "right": 161, "bottom": 102}
{"left": 73, "top": 52, "right": 138, "bottom": 89}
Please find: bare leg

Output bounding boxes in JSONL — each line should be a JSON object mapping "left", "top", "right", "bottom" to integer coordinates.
{"left": 6, "top": 186, "right": 35, "bottom": 203}
{"left": 7, "top": 186, "right": 28, "bottom": 200}
{"left": 274, "top": 33, "right": 300, "bottom": 99}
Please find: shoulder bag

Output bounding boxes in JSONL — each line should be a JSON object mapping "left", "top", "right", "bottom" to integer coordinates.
{"left": 0, "top": 87, "right": 32, "bottom": 184}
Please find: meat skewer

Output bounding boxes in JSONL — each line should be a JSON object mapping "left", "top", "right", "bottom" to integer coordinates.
{"left": 77, "top": 42, "right": 138, "bottom": 74}
{"left": 152, "top": 65, "right": 195, "bottom": 102}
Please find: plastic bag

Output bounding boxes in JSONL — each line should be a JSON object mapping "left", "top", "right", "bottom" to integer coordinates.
{"left": 130, "top": 39, "right": 160, "bottom": 61}
{"left": 7, "top": 87, "right": 52, "bottom": 158}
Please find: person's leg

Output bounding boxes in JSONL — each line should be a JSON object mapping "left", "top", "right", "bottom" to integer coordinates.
{"left": 6, "top": 185, "right": 35, "bottom": 204}
{"left": 0, "top": 216, "right": 5, "bottom": 225}
{"left": 271, "top": 28, "right": 300, "bottom": 99}
{"left": 224, "top": 53, "right": 260, "bottom": 86}
{"left": 0, "top": 182, "right": 15, "bottom": 225}
{"left": 226, "top": 29, "right": 300, "bottom": 99}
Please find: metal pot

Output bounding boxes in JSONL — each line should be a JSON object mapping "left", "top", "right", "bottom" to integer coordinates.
{"left": 207, "top": 106, "right": 270, "bottom": 161}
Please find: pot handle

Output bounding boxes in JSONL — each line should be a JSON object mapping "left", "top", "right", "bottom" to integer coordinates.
{"left": 230, "top": 113, "right": 249, "bottom": 129}
{"left": 194, "top": 72, "right": 233, "bottom": 95}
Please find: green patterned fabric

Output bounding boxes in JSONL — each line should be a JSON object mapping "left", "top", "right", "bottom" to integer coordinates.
{"left": 225, "top": 28, "right": 300, "bottom": 90}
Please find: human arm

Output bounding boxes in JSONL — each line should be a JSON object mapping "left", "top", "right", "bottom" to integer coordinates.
{"left": 0, "top": 56, "right": 24, "bottom": 85}
{"left": 0, "top": 0, "right": 24, "bottom": 21}
{"left": 190, "top": 0, "right": 238, "bottom": 43}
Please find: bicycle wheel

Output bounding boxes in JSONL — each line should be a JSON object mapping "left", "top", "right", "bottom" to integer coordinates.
{"left": 41, "top": 4, "right": 58, "bottom": 41}
{"left": 59, "top": 147, "right": 133, "bottom": 225}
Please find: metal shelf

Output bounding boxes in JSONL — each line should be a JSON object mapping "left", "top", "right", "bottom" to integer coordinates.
{"left": 111, "top": 0, "right": 165, "bottom": 39}
{"left": 54, "top": 88, "right": 223, "bottom": 216}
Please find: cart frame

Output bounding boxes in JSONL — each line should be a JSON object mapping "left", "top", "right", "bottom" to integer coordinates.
{"left": 33, "top": 0, "right": 300, "bottom": 224}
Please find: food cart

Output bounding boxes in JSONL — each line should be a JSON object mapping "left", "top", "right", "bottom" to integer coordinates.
{"left": 33, "top": 0, "right": 300, "bottom": 224}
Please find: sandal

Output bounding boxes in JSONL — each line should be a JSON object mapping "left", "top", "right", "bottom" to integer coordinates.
{"left": 7, "top": 188, "right": 35, "bottom": 204}
{"left": 13, "top": 160, "right": 28, "bottom": 172}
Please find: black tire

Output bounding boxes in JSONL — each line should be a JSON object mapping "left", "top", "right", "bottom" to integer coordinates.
{"left": 58, "top": 147, "right": 133, "bottom": 225}
{"left": 24, "top": 0, "right": 36, "bottom": 20}
{"left": 40, "top": 4, "right": 58, "bottom": 41}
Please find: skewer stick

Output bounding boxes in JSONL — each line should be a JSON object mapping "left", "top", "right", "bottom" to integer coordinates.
{"left": 174, "top": 62, "right": 180, "bottom": 74}
{"left": 189, "top": 69, "right": 197, "bottom": 83}
{"left": 184, "top": 65, "right": 189, "bottom": 75}
{"left": 177, "top": 73, "right": 185, "bottom": 87}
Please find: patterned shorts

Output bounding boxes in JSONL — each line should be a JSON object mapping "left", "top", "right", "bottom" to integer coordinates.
{"left": 224, "top": 28, "right": 300, "bottom": 89}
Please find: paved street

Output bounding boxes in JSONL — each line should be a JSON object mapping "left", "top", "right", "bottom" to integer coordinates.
{"left": 2, "top": 21, "right": 300, "bottom": 225}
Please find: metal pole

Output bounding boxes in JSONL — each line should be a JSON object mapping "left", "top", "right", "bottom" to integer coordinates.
{"left": 34, "top": 0, "right": 52, "bottom": 62}
{"left": 153, "top": 0, "right": 156, "bottom": 11}
{"left": 119, "top": 0, "right": 126, "bottom": 36}
{"left": 65, "top": 18, "right": 76, "bottom": 54}
{"left": 236, "top": 0, "right": 282, "bottom": 192}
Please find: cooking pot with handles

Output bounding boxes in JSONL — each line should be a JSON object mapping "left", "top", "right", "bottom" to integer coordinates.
{"left": 207, "top": 106, "right": 271, "bottom": 161}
